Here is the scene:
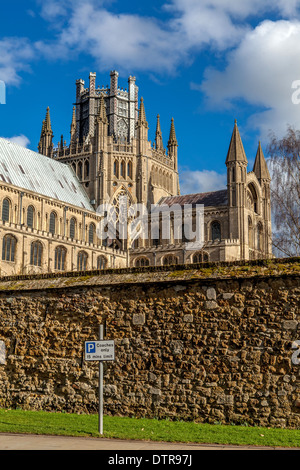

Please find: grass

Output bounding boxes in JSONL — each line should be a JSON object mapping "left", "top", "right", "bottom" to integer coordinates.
{"left": 0, "top": 409, "right": 299, "bottom": 448}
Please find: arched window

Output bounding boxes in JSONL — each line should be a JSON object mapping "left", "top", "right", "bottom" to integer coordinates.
{"left": 27, "top": 206, "right": 35, "bottom": 228}
{"left": 2, "top": 198, "right": 10, "bottom": 222}
{"left": 30, "top": 241, "right": 42, "bottom": 266}
{"left": 211, "top": 221, "right": 221, "bottom": 241}
{"left": 49, "top": 211, "right": 56, "bottom": 235}
{"left": 135, "top": 257, "right": 150, "bottom": 267}
{"left": 163, "top": 255, "right": 178, "bottom": 266}
{"left": 84, "top": 160, "right": 89, "bottom": 179}
{"left": 120, "top": 160, "right": 125, "bottom": 178}
{"left": 257, "top": 223, "right": 263, "bottom": 251}
{"left": 2, "top": 234, "right": 16, "bottom": 262}
{"left": 77, "top": 161, "right": 82, "bottom": 180}
{"left": 77, "top": 251, "right": 88, "bottom": 271}
{"left": 55, "top": 246, "right": 66, "bottom": 271}
{"left": 247, "top": 183, "right": 259, "bottom": 214}
{"left": 88, "top": 223, "right": 95, "bottom": 244}
{"left": 248, "top": 217, "right": 254, "bottom": 249}
{"left": 97, "top": 255, "right": 107, "bottom": 270}
{"left": 127, "top": 161, "right": 132, "bottom": 179}
{"left": 114, "top": 160, "right": 119, "bottom": 177}
{"left": 193, "top": 252, "right": 209, "bottom": 263}
{"left": 69, "top": 217, "right": 76, "bottom": 240}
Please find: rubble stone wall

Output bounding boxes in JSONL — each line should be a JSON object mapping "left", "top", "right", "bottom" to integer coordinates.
{"left": 0, "top": 258, "right": 299, "bottom": 428}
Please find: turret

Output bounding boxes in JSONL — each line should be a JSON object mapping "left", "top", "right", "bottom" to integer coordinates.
{"left": 226, "top": 119, "right": 248, "bottom": 259}
{"left": 225, "top": 119, "right": 248, "bottom": 207}
{"left": 95, "top": 93, "right": 108, "bottom": 151}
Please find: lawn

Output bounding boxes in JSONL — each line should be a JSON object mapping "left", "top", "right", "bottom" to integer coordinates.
{"left": 0, "top": 409, "right": 299, "bottom": 448}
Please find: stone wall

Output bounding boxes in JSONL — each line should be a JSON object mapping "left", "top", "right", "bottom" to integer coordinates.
{"left": 0, "top": 258, "right": 299, "bottom": 428}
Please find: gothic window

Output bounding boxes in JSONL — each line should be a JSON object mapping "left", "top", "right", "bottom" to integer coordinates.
{"left": 121, "top": 160, "right": 126, "bottom": 178}
{"left": 114, "top": 160, "right": 119, "bottom": 177}
{"left": 69, "top": 217, "right": 76, "bottom": 239}
{"left": 193, "top": 252, "right": 209, "bottom": 263}
{"left": 84, "top": 160, "right": 89, "bottom": 179}
{"left": 49, "top": 211, "right": 56, "bottom": 235}
{"left": 2, "top": 234, "right": 16, "bottom": 262}
{"left": 2, "top": 198, "right": 10, "bottom": 222}
{"left": 163, "top": 255, "right": 178, "bottom": 266}
{"left": 257, "top": 223, "right": 263, "bottom": 251}
{"left": 97, "top": 255, "right": 107, "bottom": 270}
{"left": 88, "top": 223, "right": 95, "bottom": 244}
{"left": 55, "top": 246, "right": 66, "bottom": 271}
{"left": 135, "top": 257, "right": 150, "bottom": 267}
{"left": 30, "top": 241, "right": 42, "bottom": 267}
{"left": 211, "top": 221, "right": 221, "bottom": 241}
{"left": 77, "top": 161, "right": 83, "bottom": 180}
{"left": 247, "top": 184, "right": 259, "bottom": 214}
{"left": 127, "top": 161, "right": 132, "bottom": 179}
{"left": 77, "top": 251, "right": 88, "bottom": 271}
{"left": 248, "top": 217, "right": 254, "bottom": 249}
{"left": 27, "top": 206, "right": 35, "bottom": 228}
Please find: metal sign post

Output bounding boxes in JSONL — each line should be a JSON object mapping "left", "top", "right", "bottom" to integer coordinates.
{"left": 99, "top": 325, "right": 103, "bottom": 435}
{"left": 84, "top": 325, "right": 115, "bottom": 435}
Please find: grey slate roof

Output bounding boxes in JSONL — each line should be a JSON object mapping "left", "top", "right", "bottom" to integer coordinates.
{"left": 159, "top": 189, "right": 228, "bottom": 208}
{"left": 0, "top": 138, "right": 94, "bottom": 211}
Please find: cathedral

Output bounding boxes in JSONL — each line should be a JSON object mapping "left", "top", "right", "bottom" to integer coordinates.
{"left": 0, "top": 71, "right": 272, "bottom": 276}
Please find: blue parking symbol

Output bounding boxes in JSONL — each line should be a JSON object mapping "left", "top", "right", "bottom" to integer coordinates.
{"left": 86, "top": 342, "right": 96, "bottom": 354}
{"left": 0, "top": 81, "right": 5, "bottom": 105}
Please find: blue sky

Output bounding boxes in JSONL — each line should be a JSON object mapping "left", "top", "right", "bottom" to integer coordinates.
{"left": 1, "top": 0, "right": 300, "bottom": 195}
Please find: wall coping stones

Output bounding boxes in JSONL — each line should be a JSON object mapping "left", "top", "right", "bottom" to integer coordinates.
{"left": 0, "top": 257, "right": 298, "bottom": 292}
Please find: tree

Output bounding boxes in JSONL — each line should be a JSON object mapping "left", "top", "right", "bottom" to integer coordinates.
{"left": 267, "top": 126, "right": 300, "bottom": 257}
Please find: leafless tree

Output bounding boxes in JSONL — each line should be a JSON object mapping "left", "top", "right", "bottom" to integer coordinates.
{"left": 267, "top": 126, "right": 300, "bottom": 257}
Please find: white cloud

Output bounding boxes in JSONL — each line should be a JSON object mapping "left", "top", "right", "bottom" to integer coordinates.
{"left": 179, "top": 168, "right": 227, "bottom": 194}
{"left": 3, "top": 135, "right": 31, "bottom": 148}
{"left": 199, "top": 19, "right": 300, "bottom": 139}
{"left": 0, "top": 38, "right": 35, "bottom": 85}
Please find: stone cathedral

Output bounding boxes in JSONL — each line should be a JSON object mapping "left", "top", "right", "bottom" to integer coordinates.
{"left": 0, "top": 71, "right": 272, "bottom": 276}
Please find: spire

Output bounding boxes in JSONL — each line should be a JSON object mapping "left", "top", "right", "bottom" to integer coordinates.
{"left": 155, "top": 114, "right": 163, "bottom": 150}
{"left": 44, "top": 106, "right": 53, "bottom": 134}
{"left": 168, "top": 118, "right": 178, "bottom": 147}
{"left": 38, "top": 107, "right": 53, "bottom": 157}
{"left": 225, "top": 120, "right": 247, "bottom": 165}
{"left": 137, "top": 97, "right": 148, "bottom": 128}
{"left": 253, "top": 141, "right": 271, "bottom": 181}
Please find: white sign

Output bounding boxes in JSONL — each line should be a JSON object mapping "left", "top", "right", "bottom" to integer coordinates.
{"left": 85, "top": 340, "right": 115, "bottom": 361}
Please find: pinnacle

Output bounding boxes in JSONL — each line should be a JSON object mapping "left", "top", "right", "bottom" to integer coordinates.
{"left": 168, "top": 117, "right": 177, "bottom": 146}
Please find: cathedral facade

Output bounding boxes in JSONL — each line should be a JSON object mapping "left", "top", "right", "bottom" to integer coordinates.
{"left": 0, "top": 71, "right": 272, "bottom": 276}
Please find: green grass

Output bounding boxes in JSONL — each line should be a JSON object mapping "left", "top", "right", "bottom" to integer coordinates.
{"left": 0, "top": 409, "right": 299, "bottom": 448}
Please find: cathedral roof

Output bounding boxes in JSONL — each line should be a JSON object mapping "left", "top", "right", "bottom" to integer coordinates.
{"left": 159, "top": 189, "right": 228, "bottom": 208}
{"left": 0, "top": 138, "right": 94, "bottom": 211}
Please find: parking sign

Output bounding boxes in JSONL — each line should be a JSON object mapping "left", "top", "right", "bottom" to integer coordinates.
{"left": 85, "top": 340, "right": 115, "bottom": 361}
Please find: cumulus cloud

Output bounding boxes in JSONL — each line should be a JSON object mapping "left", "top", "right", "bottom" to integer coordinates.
{"left": 0, "top": 37, "right": 35, "bottom": 85}
{"left": 2, "top": 135, "right": 31, "bottom": 148}
{"left": 179, "top": 168, "right": 227, "bottom": 194}
{"left": 198, "top": 19, "right": 300, "bottom": 139}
